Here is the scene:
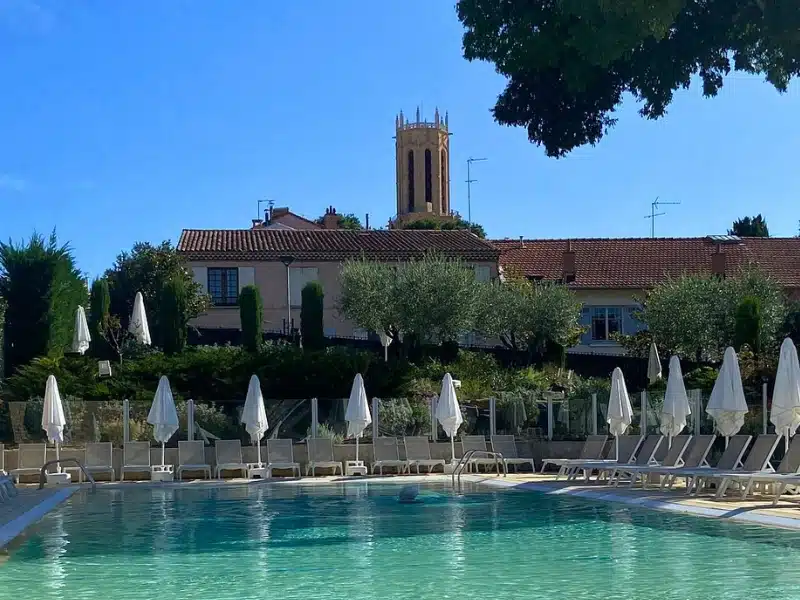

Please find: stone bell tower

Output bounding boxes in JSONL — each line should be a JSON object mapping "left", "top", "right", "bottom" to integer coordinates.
{"left": 392, "top": 107, "right": 453, "bottom": 227}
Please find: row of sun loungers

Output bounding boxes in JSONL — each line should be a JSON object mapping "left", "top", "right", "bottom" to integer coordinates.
{"left": 2, "top": 435, "right": 535, "bottom": 482}
{"left": 545, "top": 432, "right": 800, "bottom": 504}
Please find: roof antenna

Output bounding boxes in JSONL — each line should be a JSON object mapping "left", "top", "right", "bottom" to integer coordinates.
{"left": 644, "top": 197, "right": 681, "bottom": 238}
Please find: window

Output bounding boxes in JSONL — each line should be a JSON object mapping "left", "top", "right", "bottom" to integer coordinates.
{"left": 207, "top": 268, "right": 238, "bottom": 306}
{"left": 424, "top": 149, "right": 432, "bottom": 204}
{"left": 407, "top": 150, "right": 415, "bottom": 212}
{"left": 591, "top": 307, "right": 622, "bottom": 341}
{"left": 289, "top": 267, "right": 319, "bottom": 307}
{"left": 440, "top": 149, "right": 447, "bottom": 212}
{"left": 474, "top": 265, "right": 491, "bottom": 282}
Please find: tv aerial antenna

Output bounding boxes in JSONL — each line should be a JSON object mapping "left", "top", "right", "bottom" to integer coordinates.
{"left": 257, "top": 198, "right": 275, "bottom": 220}
{"left": 644, "top": 197, "right": 681, "bottom": 238}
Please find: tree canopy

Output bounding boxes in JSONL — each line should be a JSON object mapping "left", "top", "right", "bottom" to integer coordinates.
{"left": 104, "top": 241, "right": 208, "bottom": 345}
{"left": 457, "top": 0, "right": 800, "bottom": 157}
{"left": 0, "top": 231, "right": 87, "bottom": 377}
{"left": 400, "top": 217, "right": 487, "bottom": 238}
{"left": 315, "top": 213, "right": 363, "bottom": 230}
{"left": 629, "top": 267, "right": 787, "bottom": 361}
{"left": 729, "top": 214, "right": 770, "bottom": 237}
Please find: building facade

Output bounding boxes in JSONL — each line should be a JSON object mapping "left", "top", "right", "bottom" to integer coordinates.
{"left": 179, "top": 228, "right": 499, "bottom": 339}
{"left": 493, "top": 235, "right": 800, "bottom": 355}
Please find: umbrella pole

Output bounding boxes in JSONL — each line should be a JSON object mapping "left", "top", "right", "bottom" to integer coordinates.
{"left": 55, "top": 441, "right": 61, "bottom": 473}
{"left": 725, "top": 436, "right": 729, "bottom": 449}
{"left": 451, "top": 437, "right": 456, "bottom": 463}
{"left": 161, "top": 442, "right": 166, "bottom": 466}
{"left": 355, "top": 436, "right": 360, "bottom": 463}
{"left": 257, "top": 439, "right": 262, "bottom": 465}
{"left": 787, "top": 429, "right": 790, "bottom": 453}
{"left": 615, "top": 435, "right": 619, "bottom": 462}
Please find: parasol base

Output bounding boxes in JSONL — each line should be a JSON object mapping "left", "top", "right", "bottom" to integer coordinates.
{"left": 247, "top": 464, "right": 269, "bottom": 479}
{"left": 345, "top": 461, "right": 367, "bottom": 476}
{"left": 150, "top": 466, "right": 174, "bottom": 482}
{"left": 46, "top": 472, "right": 72, "bottom": 485}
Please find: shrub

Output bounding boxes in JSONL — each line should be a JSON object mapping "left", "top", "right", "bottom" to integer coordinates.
{"left": 734, "top": 296, "right": 762, "bottom": 354}
{"left": 239, "top": 285, "right": 263, "bottom": 352}
{"left": 300, "top": 281, "right": 325, "bottom": 351}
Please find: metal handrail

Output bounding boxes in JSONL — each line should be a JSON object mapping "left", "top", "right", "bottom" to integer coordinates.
{"left": 38, "top": 458, "right": 97, "bottom": 492}
{"left": 452, "top": 449, "right": 507, "bottom": 490}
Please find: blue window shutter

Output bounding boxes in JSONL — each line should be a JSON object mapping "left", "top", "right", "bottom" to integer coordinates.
{"left": 579, "top": 307, "right": 592, "bottom": 344}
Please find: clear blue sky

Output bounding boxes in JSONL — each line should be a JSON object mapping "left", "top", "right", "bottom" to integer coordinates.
{"left": 1, "top": 0, "right": 798, "bottom": 278}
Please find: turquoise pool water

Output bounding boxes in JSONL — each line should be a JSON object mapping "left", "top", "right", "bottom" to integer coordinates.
{"left": 3, "top": 482, "right": 800, "bottom": 599}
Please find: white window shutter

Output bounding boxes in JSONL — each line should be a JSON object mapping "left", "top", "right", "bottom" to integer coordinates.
{"left": 192, "top": 267, "right": 208, "bottom": 294}
{"left": 238, "top": 267, "right": 256, "bottom": 291}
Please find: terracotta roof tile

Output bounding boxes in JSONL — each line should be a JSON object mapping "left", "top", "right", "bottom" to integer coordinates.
{"left": 178, "top": 229, "right": 499, "bottom": 262}
{"left": 492, "top": 237, "right": 800, "bottom": 289}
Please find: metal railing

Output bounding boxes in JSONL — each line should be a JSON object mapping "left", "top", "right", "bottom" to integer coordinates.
{"left": 452, "top": 450, "right": 507, "bottom": 491}
{"left": 38, "top": 458, "right": 97, "bottom": 492}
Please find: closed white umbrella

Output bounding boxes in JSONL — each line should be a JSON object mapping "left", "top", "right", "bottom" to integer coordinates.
{"left": 344, "top": 374, "right": 372, "bottom": 463}
{"left": 706, "top": 346, "right": 749, "bottom": 446}
{"left": 660, "top": 355, "right": 691, "bottom": 447}
{"left": 647, "top": 342, "right": 662, "bottom": 385}
{"left": 436, "top": 373, "right": 463, "bottom": 462}
{"left": 42, "top": 375, "right": 67, "bottom": 473}
{"left": 771, "top": 338, "right": 800, "bottom": 452}
{"left": 241, "top": 375, "right": 269, "bottom": 465}
{"left": 129, "top": 292, "right": 152, "bottom": 345}
{"left": 71, "top": 306, "right": 91, "bottom": 355}
{"left": 147, "top": 376, "right": 179, "bottom": 466}
{"left": 607, "top": 368, "right": 634, "bottom": 461}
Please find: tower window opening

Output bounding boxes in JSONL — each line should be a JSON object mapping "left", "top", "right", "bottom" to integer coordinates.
{"left": 440, "top": 149, "right": 448, "bottom": 213}
{"left": 424, "top": 149, "right": 432, "bottom": 205}
{"left": 407, "top": 150, "right": 415, "bottom": 212}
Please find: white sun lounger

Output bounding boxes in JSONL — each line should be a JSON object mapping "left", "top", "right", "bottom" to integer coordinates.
{"left": 540, "top": 435, "right": 608, "bottom": 476}
{"left": 622, "top": 434, "right": 717, "bottom": 490}
{"left": 371, "top": 437, "right": 409, "bottom": 475}
{"left": 215, "top": 440, "right": 248, "bottom": 479}
{"left": 565, "top": 435, "right": 649, "bottom": 482}
{"left": 65, "top": 442, "right": 116, "bottom": 482}
{"left": 694, "top": 434, "right": 781, "bottom": 498}
{"left": 306, "top": 438, "right": 343, "bottom": 476}
{"left": 10, "top": 443, "right": 47, "bottom": 484}
{"left": 176, "top": 440, "right": 212, "bottom": 480}
{"left": 404, "top": 436, "right": 446, "bottom": 474}
{"left": 121, "top": 442, "right": 151, "bottom": 480}
{"left": 713, "top": 434, "right": 796, "bottom": 499}
{"left": 609, "top": 435, "right": 693, "bottom": 487}
{"left": 662, "top": 434, "right": 752, "bottom": 494}
{"left": 461, "top": 435, "right": 501, "bottom": 473}
{"left": 266, "top": 439, "right": 301, "bottom": 477}
{"left": 490, "top": 435, "right": 536, "bottom": 473}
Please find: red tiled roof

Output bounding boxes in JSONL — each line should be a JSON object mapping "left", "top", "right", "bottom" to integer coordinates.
{"left": 178, "top": 229, "right": 499, "bottom": 262}
{"left": 492, "top": 237, "right": 800, "bottom": 289}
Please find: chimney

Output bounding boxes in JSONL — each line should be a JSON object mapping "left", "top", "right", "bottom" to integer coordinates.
{"left": 251, "top": 218, "right": 264, "bottom": 229}
{"left": 711, "top": 244, "right": 726, "bottom": 277}
{"left": 322, "top": 206, "right": 339, "bottom": 230}
{"left": 519, "top": 235, "right": 525, "bottom": 249}
{"left": 365, "top": 213, "right": 370, "bottom": 230}
{"left": 562, "top": 240, "right": 576, "bottom": 283}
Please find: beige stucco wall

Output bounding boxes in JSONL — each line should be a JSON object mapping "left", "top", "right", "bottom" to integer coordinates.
{"left": 188, "top": 259, "right": 498, "bottom": 338}
{"left": 570, "top": 288, "right": 644, "bottom": 356}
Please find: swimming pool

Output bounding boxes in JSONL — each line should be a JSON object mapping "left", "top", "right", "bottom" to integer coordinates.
{"left": 3, "top": 481, "right": 800, "bottom": 599}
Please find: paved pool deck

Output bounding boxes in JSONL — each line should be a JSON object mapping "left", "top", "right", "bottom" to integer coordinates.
{"left": 4, "top": 471, "right": 800, "bottom": 549}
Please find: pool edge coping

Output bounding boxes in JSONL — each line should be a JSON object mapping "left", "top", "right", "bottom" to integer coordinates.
{"left": 466, "top": 476, "right": 800, "bottom": 531}
{"left": 0, "top": 487, "right": 78, "bottom": 549}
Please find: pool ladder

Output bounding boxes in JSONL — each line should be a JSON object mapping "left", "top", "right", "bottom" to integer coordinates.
{"left": 452, "top": 450, "right": 507, "bottom": 491}
{"left": 38, "top": 458, "right": 97, "bottom": 492}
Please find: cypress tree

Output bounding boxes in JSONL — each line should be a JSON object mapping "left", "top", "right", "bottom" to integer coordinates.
{"left": 89, "top": 278, "right": 111, "bottom": 357}
{"left": 239, "top": 285, "right": 263, "bottom": 352}
{"left": 160, "top": 277, "right": 188, "bottom": 355}
{"left": 300, "top": 281, "right": 325, "bottom": 351}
